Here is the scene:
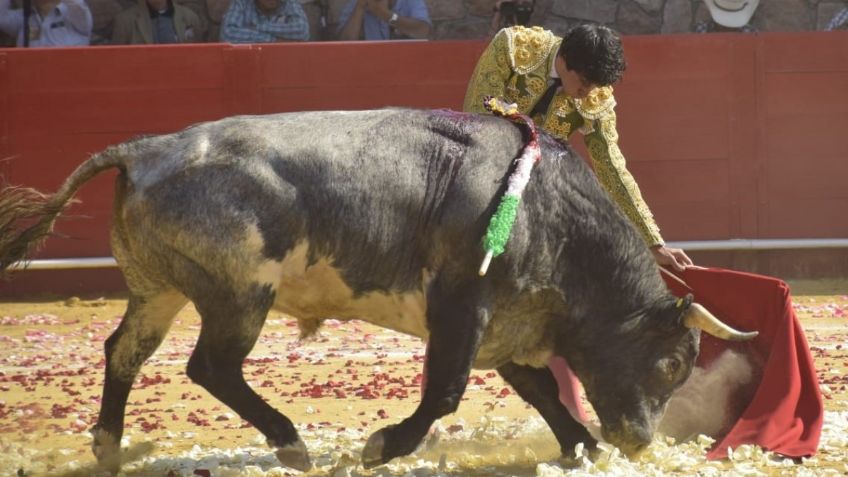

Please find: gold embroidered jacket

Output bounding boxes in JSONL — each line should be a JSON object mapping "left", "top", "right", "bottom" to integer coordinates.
{"left": 463, "top": 26, "right": 664, "bottom": 247}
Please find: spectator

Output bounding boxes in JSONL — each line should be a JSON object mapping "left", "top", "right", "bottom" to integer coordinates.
{"left": 825, "top": 6, "right": 848, "bottom": 31}
{"left": 112, "top": 0, "right": 206, "bottom": 44}
{"left": 487, "top": 0, "right": 534, "bottom": 37}
{"left": 337, "top": 0, "right": 430, "bottom": 41}
{"left": 171, "top": 0, "right": 213, "bottom": 40}
{"left": 695, "top": 0, "right": 759, "bottom": 33}
{"left": 203, "top": 0, "right": 230, "bottom": 41}
{"left": 220, "top": 0, "right": 309, "bottom": 43}
{"left": 0, "top": 0, "right": 92, "bottom": 46}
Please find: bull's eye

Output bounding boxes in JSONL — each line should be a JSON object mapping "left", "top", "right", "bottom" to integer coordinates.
{"left": 657, "top": 357, "right": 681, "bottom": 381}
{"left": 668, "top": 358, "right": 680, "bottom": 374}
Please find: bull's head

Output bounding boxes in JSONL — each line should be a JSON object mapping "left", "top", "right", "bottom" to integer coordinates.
{"left": 562, "top": 294, "right": 757, "bottom": 457}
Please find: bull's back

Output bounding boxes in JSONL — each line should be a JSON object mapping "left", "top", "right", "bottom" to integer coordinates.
{"left": 113, "top": 109, "right": 523, "bottom": 335}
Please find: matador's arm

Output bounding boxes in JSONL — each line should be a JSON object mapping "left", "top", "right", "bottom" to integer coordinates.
{"left": 463, "top": 29, "right": 513, "bottom": 114}
{"left": 582, "top": 108, "right": 664, "bottom": 246}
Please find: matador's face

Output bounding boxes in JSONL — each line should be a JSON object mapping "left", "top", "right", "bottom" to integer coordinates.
{"left": 554, "top": 55, "right": 596, "bottom": 99}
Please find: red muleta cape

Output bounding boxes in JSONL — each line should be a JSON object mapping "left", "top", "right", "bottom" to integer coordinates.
{"left": 664, "top": 267, "right": 824, "bottom": 459}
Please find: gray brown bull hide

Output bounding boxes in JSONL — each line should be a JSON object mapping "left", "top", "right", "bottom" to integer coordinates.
{"left": 0, "top": 108, "right": 756, "bottom": 472}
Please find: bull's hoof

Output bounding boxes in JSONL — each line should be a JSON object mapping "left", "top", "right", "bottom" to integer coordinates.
{"left": 558, "top": 440, "right": 600, "bottom": 469}
{"left": 91, "top": 426, "right": 121, "bottom": 474}
{"left": 274, "top": 439, "right": 312, "bottom": 472}
{"left": 361, "top": 429, "right": 387, "bottom": 469}
{"left": 558, "top": 454, "right": 581, "bottom": 469}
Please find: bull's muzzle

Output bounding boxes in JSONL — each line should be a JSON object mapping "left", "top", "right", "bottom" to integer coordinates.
{"left": 601, "top": 417, "right": 652, "bottom": 458}
{"left": 683, "top": 303, "right": 759, "bottom": 341}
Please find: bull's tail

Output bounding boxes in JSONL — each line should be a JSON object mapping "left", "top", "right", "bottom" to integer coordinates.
{"left": 0, "top": 145, "right": 129, "bottom": 278}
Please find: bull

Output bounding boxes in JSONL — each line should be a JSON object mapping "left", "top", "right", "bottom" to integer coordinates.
{"left": 0, "top": 108, "right": 756, "bottom": 472}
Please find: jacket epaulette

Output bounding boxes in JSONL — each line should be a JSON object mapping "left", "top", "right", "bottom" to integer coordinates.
{"left": 574, "top": 86, "right": 616, "bottom": 120}
{"left": 504, "top": 26, "right": 558, "bottom": 75}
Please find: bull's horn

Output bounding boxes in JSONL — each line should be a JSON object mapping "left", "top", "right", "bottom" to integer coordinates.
{"left": 682, "top": 303, "right": 759, "bottom": 341}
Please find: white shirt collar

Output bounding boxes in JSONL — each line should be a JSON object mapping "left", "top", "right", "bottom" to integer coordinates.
{"left": 549, "top": 53, "right": 559, "bottom": 79}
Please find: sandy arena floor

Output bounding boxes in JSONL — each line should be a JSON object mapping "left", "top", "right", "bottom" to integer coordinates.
{"left": 0, "top": 279, "right": 846, "bottom": 477}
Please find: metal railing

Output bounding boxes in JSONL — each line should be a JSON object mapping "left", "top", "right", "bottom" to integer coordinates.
{"left": 9, "top": 239, "right": 848, "bottom": 271}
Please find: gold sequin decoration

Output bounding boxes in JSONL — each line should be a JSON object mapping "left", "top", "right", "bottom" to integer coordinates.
{"left": 543, "top": 116, "right": 572, "bottom": 140}
{"left": 526, "top": 76, "right": 546, "bottom": 96}
{"left": 600, "top": 114, "right": 619, "bottom": 142}
{"left": 506, "top": 26, "right": 556, "bottom": 75}
{"left": 463, "top": 28, "right": 515, "bottom": 114}
{"left": 574, "top": 86, "right": 616, "bottom": 120}
{"left": 516, "top": 95, "right": 534, "bottom": 112}
{"left": 462, "top": 27, "right": 663, "bottom": 246}
{"left": 549, "top": 94, "right": 575, "bottom": 117}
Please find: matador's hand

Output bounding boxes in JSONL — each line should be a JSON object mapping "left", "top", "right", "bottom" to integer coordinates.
{"left": 651, "top": 245, "right": 694, "bottom": 272}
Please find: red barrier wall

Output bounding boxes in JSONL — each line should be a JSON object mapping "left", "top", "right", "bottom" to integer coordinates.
{"left": 1, "top": 33, "right": 847, "bottom": 296}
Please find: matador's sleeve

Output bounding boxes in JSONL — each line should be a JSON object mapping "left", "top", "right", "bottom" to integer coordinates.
{"left": 578, "top": 88, "right": 665, "bottom": 246}
{"left": 462, "top": 29, "right": 512, "bottom": 114}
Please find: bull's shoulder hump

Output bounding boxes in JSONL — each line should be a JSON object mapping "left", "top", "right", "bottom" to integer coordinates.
{"left": 204, "top": 109, "right": 429, "bottom": 140}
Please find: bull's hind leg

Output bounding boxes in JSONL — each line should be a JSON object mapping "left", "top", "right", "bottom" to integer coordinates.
{"left": 497, "top": 363, "right": 597, "bottom": 458}
{"left": 362, "top": 281, "right": 489, "bottom": 468}
{"left": 186, "top": 286, "right": 310, "bottom": 472}
{"left": 93, "top": 290, "right": 187, "bottom": 472}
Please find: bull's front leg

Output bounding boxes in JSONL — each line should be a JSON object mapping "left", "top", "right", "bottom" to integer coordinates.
{"left": 497, "top": 363, "right": 597, "bottom": 458}
{"left": 361, "top": 281, "right": 490, "bottom": 468}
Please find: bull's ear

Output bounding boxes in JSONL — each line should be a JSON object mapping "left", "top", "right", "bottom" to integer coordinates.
{"left": 674, "top": 294, "right": 695, "bottom": 319}
{"left": 667, "top": 294, "right": 694, "bottom": 331}
{"left": 648, "top": 294, "right": 693, "bottom": 335}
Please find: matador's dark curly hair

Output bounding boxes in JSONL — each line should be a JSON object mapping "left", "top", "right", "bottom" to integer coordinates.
{"left": 557, "top": 24, "right": 626, "bottom": 86}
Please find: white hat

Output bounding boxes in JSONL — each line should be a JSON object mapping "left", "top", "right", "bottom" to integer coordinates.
{"left": 703, "top": 0, "right": 760, "bottom": 28}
